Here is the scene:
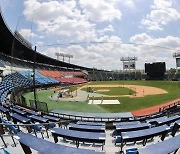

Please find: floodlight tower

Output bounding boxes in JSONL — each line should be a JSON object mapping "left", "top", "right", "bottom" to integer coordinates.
{"left": 67, "top": 54, "right": 73, "bottom": 63}
{"left": 120, "top": 56, "right": 138, "bottom": 71}
{"left": 120, "top": 56, "right": 138, "bottom": 80}
{"left": 55, "top": 53, "right": 73, "bottom": 63}
{"left": 55, "top": 52, "right": 60, "bottom": 60}
{"left": 173, "top": 52, "right": 180, "bottom": 72}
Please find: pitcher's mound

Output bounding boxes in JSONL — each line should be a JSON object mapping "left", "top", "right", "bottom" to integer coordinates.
{"left": 89, "top": 100, "right": 120, "bottom": 104}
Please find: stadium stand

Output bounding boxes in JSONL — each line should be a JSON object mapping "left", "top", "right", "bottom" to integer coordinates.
{"left": 173, "top": 72, "right": 180, "bottom": 81}
{"left": 4, "top": 51, "right": 180, "bottom": 83}
{"left": 138, "top": 134, "right": 180, "bottom": 154}
{"left": 172, "top": 119, "right": 180, "bottom": 136}
{"left": 51, "top": 127, "right": 106, "bottom": 149}
{"left": 16, "top": 132, "right": 104, "bottom": 154}
{"left": 117, "top": 125, "right": 169, "bottom": 151}
{"left": 114, "top": 123, "right": 150, "bottom": 134}
{"left": 38, "top": 70, "right": 87, "bottom": 84}
{"left": 0, "top": 100, "right": 180, "bottom": 153}
{"left": 0, "top": 6, "right": 180, "bottom": 154}
{"left": 68, "top": 123, "right": 105, "bottom": 132}
{"left": 19, "top": 70, "right": 59, "bottom": 84}
{"left": 38, "top": 70, "right": 62, "bottom": 81}
{"left": 59, "top": 77, "right": 87, "bottom": 84}
{"left": 76, "top": 121, "right": 106, "bottom": 126}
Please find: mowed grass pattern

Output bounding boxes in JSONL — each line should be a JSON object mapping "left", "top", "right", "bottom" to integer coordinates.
{"left": 23, "top": 81, "right": 180, "bottom": 113}
{"left": 81, "top": 87, "right": 135, "bottom": 96}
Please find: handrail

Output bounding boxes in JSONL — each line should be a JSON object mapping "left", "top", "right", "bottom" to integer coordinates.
{"left": 161, "top": 101, "right": 180, "bottom": 111}
{"left": 0, "top": 119, "right": 72, "bottom": 127}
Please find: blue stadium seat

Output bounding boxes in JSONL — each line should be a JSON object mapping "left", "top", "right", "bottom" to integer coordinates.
{"left": 49, "top": 123, "right": 55, "bottom": 128}
{"left": 126, "top": 148, "right": 138, "bottom": 154}
{"left": 31, "top": 123, "right": 44, "bottom": 139}
{"left": 31, "top": 123, "right": 42, "bottom": 131}
{"left": 19, "top": 70, "right": 58, "bottom": 84}
{"left": 2, "top": 119, "right": 19, "bottom": 134}
{"left": 115, "top": 136, "right": 121, "bottom": 145}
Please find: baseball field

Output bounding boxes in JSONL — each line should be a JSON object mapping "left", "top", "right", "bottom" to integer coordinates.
{"left": 23, "top": 80, "right": 180, "bottom": 113}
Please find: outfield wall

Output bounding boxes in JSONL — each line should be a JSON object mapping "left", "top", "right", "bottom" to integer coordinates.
{"left": 87, "top": 71, "right": 178, "bottom": 81}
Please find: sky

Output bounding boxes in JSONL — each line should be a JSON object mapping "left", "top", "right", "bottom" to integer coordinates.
{"left": 0, "top": 0, "right": 180, "bottom": 70}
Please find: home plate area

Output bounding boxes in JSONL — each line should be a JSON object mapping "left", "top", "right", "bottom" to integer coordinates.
{"left": 88, "top": 99, "right": 120, "bottom": 104}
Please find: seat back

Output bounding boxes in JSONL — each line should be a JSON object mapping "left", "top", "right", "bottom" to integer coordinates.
{"left": 2, "top": 119, "right": 19, "bottom": 134}
{"left": 31, "top": 123, "right": 42, "bottom": 131}
{"left": 126, "top": 148, "right": 138, "bottom": 154}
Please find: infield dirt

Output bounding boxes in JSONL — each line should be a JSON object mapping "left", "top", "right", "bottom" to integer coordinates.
{"left": 79, "top": 84, "right": 167, "bottom": 98}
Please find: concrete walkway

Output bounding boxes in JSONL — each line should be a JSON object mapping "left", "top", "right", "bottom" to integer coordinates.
{"left": 105, "top": 130, "right": 119, "bottom": 154}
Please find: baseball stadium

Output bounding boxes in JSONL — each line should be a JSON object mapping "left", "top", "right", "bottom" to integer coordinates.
{"left": 0, "top": 1, "right": 180, "bottom": 154}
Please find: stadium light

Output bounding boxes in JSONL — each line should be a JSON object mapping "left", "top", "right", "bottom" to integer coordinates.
{"left": 173, "top": 52, "right": 180, "bottom": 58}
{"left": 173, "top": 52, "right": 180, "bottom": 72}
{"left": 120, "top": 56, "right": 138, "bottom": 61}
{"left": 55, "top": 52, "right": 73, "bottom": 63}
{"left": 120, "top": 56, "right": 138, "bottom": 71}
{"left": 55, "top": 52, "right": 60, "bottom": 60}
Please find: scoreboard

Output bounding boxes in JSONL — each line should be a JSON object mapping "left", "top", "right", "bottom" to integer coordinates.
{"left": 145, "top": 62, "right": 166, "bottom": 73}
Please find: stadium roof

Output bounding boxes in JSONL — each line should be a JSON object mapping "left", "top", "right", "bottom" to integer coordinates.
{"left": 0, "top": 9, "right": 91, "bottom": 70}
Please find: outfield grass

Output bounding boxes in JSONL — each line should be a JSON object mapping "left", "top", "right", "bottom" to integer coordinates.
{"left": 81, "top": 87, "right": 135, "bottom": 96}
{"left": 23, "top": 81, "right": 180, "bottom": 113}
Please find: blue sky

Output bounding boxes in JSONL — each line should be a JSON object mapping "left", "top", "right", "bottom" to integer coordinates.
{"left": 0, "top": 0, "right": 180, "bottom": 70}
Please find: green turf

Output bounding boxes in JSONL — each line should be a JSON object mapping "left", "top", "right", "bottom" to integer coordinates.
{"left": 81, "top": 87, "right": 135, "bottom": 96}
{"left": 23, "top": 80, "right": 180, "bottom": 113}
{"left": 24, "top": 89, "right": 107, "bottom": 113}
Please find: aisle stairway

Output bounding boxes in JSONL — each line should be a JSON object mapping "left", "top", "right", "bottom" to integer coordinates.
{"left": 105, "top": 130, "right": 119, "bottom": 154}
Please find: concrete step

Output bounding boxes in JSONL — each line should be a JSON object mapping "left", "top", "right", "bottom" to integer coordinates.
{"left": 105, "top": 130, "right": 119, "bottom": 153}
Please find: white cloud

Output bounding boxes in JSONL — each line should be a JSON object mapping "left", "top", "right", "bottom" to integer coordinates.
{"left": 103, "top": 25, "right": 114, "bottom": 32}
{"left": 20, "top": 0, "right": 179, "bottom": 70}
{"left": 42, "top": 34, "right": 180, "bottom": 70}
{"left": 98, "top": 25, "right": 114, "bottom": 35}
{"left": 19, "top": 28, "right": 37, "bottom": 38}
{"left": 130, "top": 33, "right": 180, "bottom": 49}
{"left": 152, "top": 0, "right": 172, "bottom": 9}
{"left": 130, "top": 33, "right": 180, "bottom": 68}
{"left": 130, "top": 33, "right": 151, "bottom": 43}
{"left": 123, "top": 0, "right": 135, "bottom": 8}
{"left": 141, "top": 0, "right": 180, "bottom": 30}
{"left": 37, "top": 41, "right": 44, "bottom": 45}
{"left": 23, "top": 0, "right": 96, "bottom": 41}
{"left": 22, "top": 0, "right": 123, "bottom": 42}
{"left": 79, "top": 0, "right": 122, "bottom": 22}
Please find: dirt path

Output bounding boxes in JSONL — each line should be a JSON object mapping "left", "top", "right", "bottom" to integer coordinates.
{"left": 132, "top": 98, "right": 180, "bottom": 116}
{"left": 79, "top": 84, "right": 167, "bottom": 98}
